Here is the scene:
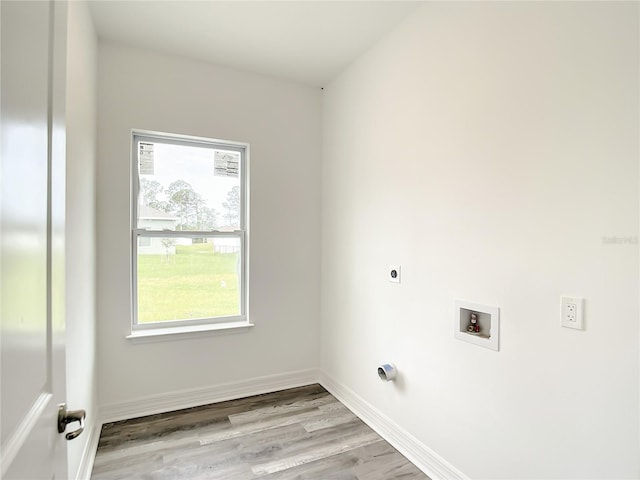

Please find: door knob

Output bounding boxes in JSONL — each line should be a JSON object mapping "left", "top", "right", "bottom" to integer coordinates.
{"left": 57, "top": 404, "right": 86, "bottom": 440}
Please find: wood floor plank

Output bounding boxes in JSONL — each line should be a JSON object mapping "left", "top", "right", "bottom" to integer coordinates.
{"left": 200, "top": 400, "right": 347, "bottom": 444}
{"left": 260, "top": 439, "right": 404, "bottom": 480}
{"left": 91, "top": 384, "right": 430, "bottom": 480}
{"left": 227, "top": 394, "right": 336, "bottom": 426}
{"left": 302, "top": 408, "right": 356, "bottom": 433}
{"left": 250, "top": 430, "right": 382, "bottom": 476}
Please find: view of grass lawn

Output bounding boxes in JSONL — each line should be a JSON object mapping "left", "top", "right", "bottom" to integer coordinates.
{"left": 137, "top": 243, "right": 240, "bottom": 323}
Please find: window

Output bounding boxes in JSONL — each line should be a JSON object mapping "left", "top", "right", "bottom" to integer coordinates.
{"left": 131, "top": 131, "right": 248, "bottom": 333}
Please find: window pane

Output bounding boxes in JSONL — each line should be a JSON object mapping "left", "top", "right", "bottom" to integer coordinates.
{"left": 136, "top": 236, "right": 241, "bottom": 323}
{"left": 138, "top": 236, "right": 151, "bottom": 247}
{"left": 137, "top": 140, "right": 241, "bottom": 232}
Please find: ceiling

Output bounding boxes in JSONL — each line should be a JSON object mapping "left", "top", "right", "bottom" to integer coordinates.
{"left": 88, "top": 1, "right": 419, "bottom": 87}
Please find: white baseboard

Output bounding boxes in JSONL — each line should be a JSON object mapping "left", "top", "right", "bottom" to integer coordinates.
{"left": 100, "top": 368, "right": 321, "bottom": 424}
{"left": 75, "top": 420, "right": 102, "bottom": 480}
{"left": 319, "top": 372, "right": 468, "bottom": 480}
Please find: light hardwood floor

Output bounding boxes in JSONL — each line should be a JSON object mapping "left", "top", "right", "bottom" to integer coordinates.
{"left": 91, "top": 384, "right": 429, "bottom": 480}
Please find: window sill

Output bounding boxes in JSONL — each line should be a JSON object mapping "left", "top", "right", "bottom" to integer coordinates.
{"left": 126, "top": 321, "right": 254, "bottom": 343}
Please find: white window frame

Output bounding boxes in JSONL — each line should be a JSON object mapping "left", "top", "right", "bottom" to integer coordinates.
{"left": 130, "top": 130, "right": 249, "bottom": 335}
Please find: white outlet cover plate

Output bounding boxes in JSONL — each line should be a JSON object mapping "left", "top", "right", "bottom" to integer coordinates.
{"left": 388, "top": 265, "right": 400, "bottom": 283}
{"left": 561, "top": 296, "right": 584, "bottom": 330}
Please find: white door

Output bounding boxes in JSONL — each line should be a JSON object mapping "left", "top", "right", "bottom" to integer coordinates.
{"left": 1, "top": 1, "right": 75, "bottom": 478}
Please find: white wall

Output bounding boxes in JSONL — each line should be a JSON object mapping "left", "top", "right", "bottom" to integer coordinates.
{"left": 321, "top": 3, "right": 639, "bottom": 479}
{"left": 65, "top": 1, "right": 98, "bottom": 478}
{"left": 96, "top": 44, "right": 322, "bottom": 407}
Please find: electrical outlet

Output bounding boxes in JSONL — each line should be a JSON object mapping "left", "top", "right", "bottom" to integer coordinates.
{"left": 388, "top": 265, "right": 401, "bottom": 283}
{"left": 561, "top": 296, "right": 584, "bottom": 330}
